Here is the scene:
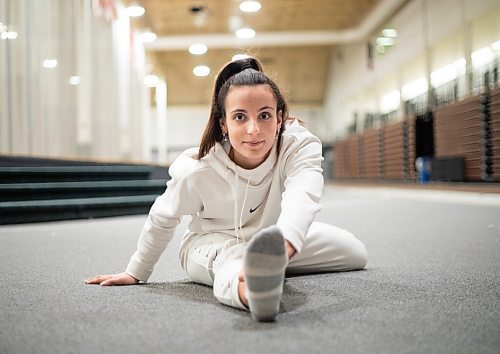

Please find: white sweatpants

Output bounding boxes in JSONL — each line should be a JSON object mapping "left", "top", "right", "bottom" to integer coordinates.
{"left": 178, "top": 222, "right": 368, "bottom": 310}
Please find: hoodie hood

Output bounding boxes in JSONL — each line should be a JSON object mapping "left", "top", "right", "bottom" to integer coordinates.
{"left": 204, "top": 140, "right": 278, "bottom": 186}
{"left": 202, "top": 140, "right": 279, "bottom": 242}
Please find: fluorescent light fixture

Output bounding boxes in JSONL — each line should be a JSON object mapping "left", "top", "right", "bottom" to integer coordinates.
{"left": 140, "top": 31, "right": 157, "bottom": 43}
{"left": 431, "top": 64, "right": 457, "bottom": 87}
{"left": 235, "top": 27, "right": 255, "bottom": 39}
{"left": 189, "top": 43, "right": 208, "bottom": 55}
{"left": 401, "top": 78, "right": 428, "bottom": 100}
{"left": 126, "top": 5, "right": 145, "bottom": 17}
{"left": 232, "top": 54, "right": 250, "bottom": 61}
{"left": 193, "top": 65, "right": 210, "bottom": 77}
{"left": 144, "top": 75, "right": 160, "bottom": 87}
{"left": 380, "top": 90, "right": 400, "bottom": 114}
{"left": 69, "top": 76, "right": 80, "bottom": 85}
{"left": 42, "top": 59, "right": 58, "bottom": 69}
{"left": 376, "top": 45, "right": 386, "bottom": 54}
{"left": 240, "top": 1, "right": 261, "bottom": 13}
{"left": 376, "top": 37, "right": 395, "bottom": 46}
{"left": 471, "top": 47, "right": 494, "bottom": 68}
{"left": 381, "top": 28, "right": 397, "bottom": 38}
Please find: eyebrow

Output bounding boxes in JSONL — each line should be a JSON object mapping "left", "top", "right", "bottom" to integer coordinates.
{"left": 230, "top": 106, "right": 275, "bottom": 113}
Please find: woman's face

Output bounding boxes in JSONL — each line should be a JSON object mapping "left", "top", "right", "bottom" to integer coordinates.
{"left": 221, "top": 84, "right": 282, "bottom": 169}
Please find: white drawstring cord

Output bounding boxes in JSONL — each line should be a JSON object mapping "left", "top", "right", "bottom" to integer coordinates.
{"left": 233, "top": 172, "right": 240, "bottom": 244}
{"left": 232, "top": 168, "right": 253, "bottom": 245}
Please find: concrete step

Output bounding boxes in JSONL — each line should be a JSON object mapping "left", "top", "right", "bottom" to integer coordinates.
{"left": 0, "top": 166, "right": 155, "bottom": 183}
{"left": 0, "top": 180, "right": 166, "bottom": 201}
{"left": 0, "top": 195, "right": 158, "bottom": 224}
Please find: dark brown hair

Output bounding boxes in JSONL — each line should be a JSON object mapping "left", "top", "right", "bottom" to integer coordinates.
{"left": 198, "top": 57, "right": 289, "bottom": 159}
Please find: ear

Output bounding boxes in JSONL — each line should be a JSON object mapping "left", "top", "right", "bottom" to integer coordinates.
{"left": 219, "top": 118, "right": 227, "bottom": 133}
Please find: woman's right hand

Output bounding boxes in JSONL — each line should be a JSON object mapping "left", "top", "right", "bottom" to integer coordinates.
{"left": 85, "top": 272, "right": 139, "bottom": 286}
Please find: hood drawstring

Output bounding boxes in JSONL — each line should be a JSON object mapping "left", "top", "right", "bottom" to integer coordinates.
{"left": 232, "top": 169, "right": 253, "bottom": 245}
{"left": 232, "top": 172, "right": 240, "bottom": 244}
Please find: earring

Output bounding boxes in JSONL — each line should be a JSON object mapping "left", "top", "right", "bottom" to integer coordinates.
{"left": 275, "top": 131, "right": 279, "bottom": 140}
{"left": 223, "top": 133, "right": 228, "bottom": 142}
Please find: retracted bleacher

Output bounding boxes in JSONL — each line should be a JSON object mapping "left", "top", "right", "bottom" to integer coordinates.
{"left": 332, "top": 87, "right": 500, "bottom": 183}
{"left": 0, "top": 156, "right": 169, "bottom": 225}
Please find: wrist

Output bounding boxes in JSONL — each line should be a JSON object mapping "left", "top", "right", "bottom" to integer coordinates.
{"left": 126, "top": 272, "right": 140, "bottom": 283}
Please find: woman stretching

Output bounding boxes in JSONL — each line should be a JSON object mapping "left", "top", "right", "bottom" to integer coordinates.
{"left": 86, "top": 57, "right": 368, "bottom": 322}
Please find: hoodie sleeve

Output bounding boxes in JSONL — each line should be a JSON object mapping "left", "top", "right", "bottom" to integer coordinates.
{"left": 125, "top": 151, "right": 203, "bottom": 281}
{"left": 276, "top": 132, "right": 324, "bottom": 254}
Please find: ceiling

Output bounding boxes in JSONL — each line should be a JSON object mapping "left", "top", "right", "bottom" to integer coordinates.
{"left": 131, "top": 0, "right": 399, "bottom": 106}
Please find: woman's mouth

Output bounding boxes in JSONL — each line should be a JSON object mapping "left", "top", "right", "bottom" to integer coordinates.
{"left": 244, "top": 140, "right": 264, "bottom": 147}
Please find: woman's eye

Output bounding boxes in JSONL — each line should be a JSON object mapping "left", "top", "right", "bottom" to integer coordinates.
{"left": 234, "top": 114, "right": 245, "bottom": 121}
{"left": 260, "top": 112, "right": 272, "bottom": 120}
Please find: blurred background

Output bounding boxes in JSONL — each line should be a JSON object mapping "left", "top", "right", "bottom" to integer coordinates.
{"left": 0, "top": 0, "right": 499, "bottom": 223}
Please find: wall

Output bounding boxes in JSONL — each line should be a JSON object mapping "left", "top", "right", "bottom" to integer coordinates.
{"left": 0, "top": 0, "right": 156, "bottom": 163}
{"left": 323, "top": 0, "right": 500, "bottom": 141}
{"left": 163, "top": 104, "right": 324, "bottom": 163}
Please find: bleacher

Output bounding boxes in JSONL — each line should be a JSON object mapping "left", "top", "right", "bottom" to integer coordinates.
{"left": 0, "top": 157, "right": 168, "bottom": 225}
{"left": 332, "top": 87, "right": 500, "bottom": 183}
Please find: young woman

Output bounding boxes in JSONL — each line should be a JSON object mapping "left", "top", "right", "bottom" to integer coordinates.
{"left": 86, "top": 57, "right": 368, "bottom": 322}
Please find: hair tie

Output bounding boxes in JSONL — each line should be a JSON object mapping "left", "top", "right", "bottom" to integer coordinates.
{"left": 240, "top": 62, "right": 253, "bottom": 71}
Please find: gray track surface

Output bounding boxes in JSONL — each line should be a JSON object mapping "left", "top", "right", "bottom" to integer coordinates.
{"left": 1, "top": 184, "right": 499, "bottom": 354}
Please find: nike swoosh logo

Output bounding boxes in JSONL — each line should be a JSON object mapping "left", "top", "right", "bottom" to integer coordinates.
{"left": 249, "top": 203, "right": 263, "bottom": 213}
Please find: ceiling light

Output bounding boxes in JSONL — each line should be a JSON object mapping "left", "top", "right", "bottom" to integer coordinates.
{"left": 232, "top": 54, "right": 250, "bottom": 61}
{"left": 235, "top": 27, "right": 255, "bottom": 39}
{"left": 144, "top": 75, "right": 160, "bottom": 87}
{"left": 42, "top": 59, "right": 58, "bottom": 69}
{"left": 126, "top": 4, "right": 145, "bottom": 17}
{"left": 69, "top": 76, "right": 80, "bottom": 85}
{"left": 376, "top": 37, "right": 395, "bottom": 46}
{"left": 381, "top": 28, "right": 397, "bottom": 38}
{"left": 1, "top": 31, "right": 17, "bottom": 40}
{"left": 193, "top": 65, "right": 210, "bottom": 77}
{"left": 140, "top": 31, "right": 157, "bottom": 43}
{"left": 240, "top": 1, "right": 261, "bottom": 13}
{"left": 189, "top": 43, "right": 208, "bottom": 55}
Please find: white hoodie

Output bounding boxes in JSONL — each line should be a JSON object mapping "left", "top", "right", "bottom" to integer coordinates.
{"left": 125, "top": 120, "right": 324, "bottom": 281}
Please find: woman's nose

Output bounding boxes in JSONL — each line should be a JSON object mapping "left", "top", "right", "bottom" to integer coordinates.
{"left": 246, "top": 118, "right": 260, "bottom": 135}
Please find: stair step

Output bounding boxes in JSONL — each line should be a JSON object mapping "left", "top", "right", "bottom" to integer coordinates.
{"left": 0, "top": 195, "right": 157, "bottom": 225}
{"left": 0, "top": 195, "right": 156, "bottom": 209}
{"left": 0, "top": 180, "right": 166, "bottom": 201}
{"left": 0, "top": 161, "right": 170, "bottom": 224}
{"left": 0, "top": 166, "right": 155, "bottom": 183}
